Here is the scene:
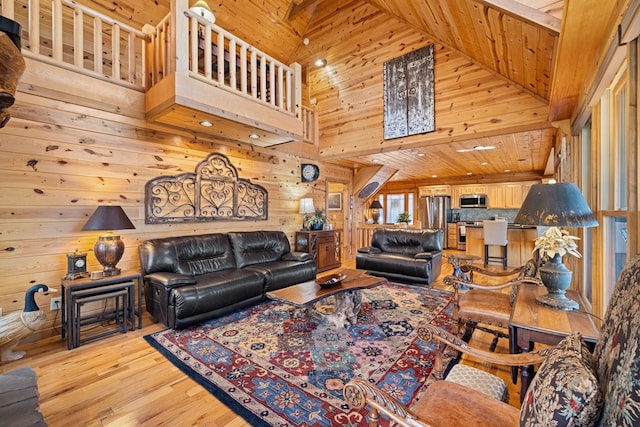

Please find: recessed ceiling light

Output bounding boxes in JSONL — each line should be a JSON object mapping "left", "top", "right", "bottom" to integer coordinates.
{"left": 480, "top": 162, "right": 488, "bottom": 165}
{"left": 314, "top": 58, "right": 327, "bottom": 67}
{"left": 249, "top": 133, "right": 260, "bottom": 139}
{"left": 431, "top": 175, "right": 437, "bottom": 178}
{"left": 417, "top": 153, "right": 425, "bottom": 157}
{"left": 372, "top": 159, "right": 381, "bottom": 163}
{"left": 199, "top": 121, "right": 213, "bottom": 127}
{"left": 504, "top": 169, "right": 511, "bottom": 172}
{"left": 466, "top": 172, "right": 473, "bottom": 175}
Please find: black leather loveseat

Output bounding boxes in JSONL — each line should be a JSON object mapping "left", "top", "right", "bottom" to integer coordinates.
{"left": 139, "top": 231, "right": 317, "bottom": 328}
{"left": 356, "top": 228, "right": 443, "bottom": 285}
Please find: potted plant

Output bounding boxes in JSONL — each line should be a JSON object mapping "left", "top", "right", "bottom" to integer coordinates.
{"left": 307, "top": 208, "right": 328, "bottom": 230}
{"left": 397, "top": 212, "right": 411, "bottom": 227}
{"left": 533, "top": 226, "right": 582, "bottom": 310}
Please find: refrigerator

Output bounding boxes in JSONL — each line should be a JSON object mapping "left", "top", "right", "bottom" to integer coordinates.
{"left": 419, "top": 195, "right": 451, "bottom": 248}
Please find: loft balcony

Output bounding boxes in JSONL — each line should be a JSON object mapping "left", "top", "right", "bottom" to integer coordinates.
{"left": 2, "top": 0, "right": 317, "bottom": 149}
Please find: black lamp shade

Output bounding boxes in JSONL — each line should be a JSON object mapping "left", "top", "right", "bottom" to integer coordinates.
{"left": 369, "top": 200, "right": 383, "bottom": 210}
{"left": 514, "top": 183, "right": 598, "bottom": 228}
{"left": 82, "top": 206, "right": 135, "bottom": 231}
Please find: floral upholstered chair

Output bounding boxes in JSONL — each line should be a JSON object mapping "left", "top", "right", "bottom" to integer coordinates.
{"left": 344, "top": 255, "right": 640, "bottom": 427}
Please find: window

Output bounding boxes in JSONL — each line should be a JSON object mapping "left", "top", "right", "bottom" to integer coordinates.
{"left": 379, "top": 192, "right": 415, "bottom": 224}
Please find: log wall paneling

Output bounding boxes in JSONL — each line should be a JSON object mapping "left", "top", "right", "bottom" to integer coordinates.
{"left": 0, "top": 82, "right": 351, "bottom": 340}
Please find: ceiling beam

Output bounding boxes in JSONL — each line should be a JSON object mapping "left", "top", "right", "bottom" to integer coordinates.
{"left": 475, "top": 0, "right": 561, "bottom": 34}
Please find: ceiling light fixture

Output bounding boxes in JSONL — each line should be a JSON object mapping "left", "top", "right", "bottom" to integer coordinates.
{"left": 199, "top": 120, "right": 213, "bottom": 127}
{"left": 190, "top": 0, "right": 216, "bottom": 23}
{"left": 249, "top": 133, "right": 260, "bottom": 139}
{"left": 314, "top": 58, "right": 327, "bottom": 67}
{"left": 456, "top": 145, "right": 496, "bottom": 153}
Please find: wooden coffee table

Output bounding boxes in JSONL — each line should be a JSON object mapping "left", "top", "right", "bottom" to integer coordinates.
{"left": 266, "top": 268, "right": 386, "bottom": 328}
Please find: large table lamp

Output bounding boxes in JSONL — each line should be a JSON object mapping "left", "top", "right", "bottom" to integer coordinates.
{"left": 369, "top": 200, "right": 383, "bottom": 224}
{"left": 299, "top": 197, "right": 315, "bottom": 230}
{"left": 82, "top": 206, "right": 135, "bottom": 277}
{"left": 514, "top": 182, "right": 598, "bottom": 310}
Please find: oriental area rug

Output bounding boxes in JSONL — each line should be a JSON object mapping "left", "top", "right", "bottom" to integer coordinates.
{"left": 144, "top": 282, "right": 456, "bottom": 426}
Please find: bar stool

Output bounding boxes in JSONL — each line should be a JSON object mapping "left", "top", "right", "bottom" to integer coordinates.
{"left": 482, "top": 220, "right": 508, "bottom": 268}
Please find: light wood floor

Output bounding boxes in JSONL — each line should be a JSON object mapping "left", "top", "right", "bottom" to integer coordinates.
{"left": 2, "top": 252, "right": 522, "bottom": 426}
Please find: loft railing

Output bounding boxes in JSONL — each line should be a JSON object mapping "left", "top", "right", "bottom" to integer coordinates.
{"left": 1, "top": 0, "right": 147, "bottom": 90}
{"left": 145, "top": 0, "right": 301, "bottom": 118}
{"left": 2, "top": 0, "right": 315, "bottom": 142}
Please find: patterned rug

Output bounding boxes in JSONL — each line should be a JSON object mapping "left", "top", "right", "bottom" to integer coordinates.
{"left": 144, "top": 282, "right": 455, "bottom": 426}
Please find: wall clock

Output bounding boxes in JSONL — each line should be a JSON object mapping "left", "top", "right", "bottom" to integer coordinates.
{"left": 301, "top": 164, "right": 320, "bottom": 182}
{"left": 64, "top": 251, "right": 88, "bottom": 280}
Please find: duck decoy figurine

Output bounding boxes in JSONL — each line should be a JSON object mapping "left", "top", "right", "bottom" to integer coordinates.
{"left": 0, "top": 284, "right": 55, "bottom": 362}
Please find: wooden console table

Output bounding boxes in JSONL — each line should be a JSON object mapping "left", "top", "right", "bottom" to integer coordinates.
{"left": 509, "top": 284, "right": 599, "bottom": 401}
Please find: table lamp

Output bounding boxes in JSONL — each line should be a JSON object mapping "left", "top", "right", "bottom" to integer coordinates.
{"left": 299, "top": 197, "right": 315, "bottom": 230}
{"left": 82, "top": 206, "right": 135, "bottom": 277}
{"left": 514, "top": 182, "right": 598, "bottom": 310}
{"left": 369, "top": 200, "right": 383, "bottom": 224}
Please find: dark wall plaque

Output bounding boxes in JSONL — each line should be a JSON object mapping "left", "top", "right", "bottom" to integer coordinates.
{"left": 383, "top": 44, "right": 435, "bottom": 140}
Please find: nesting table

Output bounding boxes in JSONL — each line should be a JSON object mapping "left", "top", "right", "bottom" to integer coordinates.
{"left": 61, "top": 270, "right": 143, "bottom": 349}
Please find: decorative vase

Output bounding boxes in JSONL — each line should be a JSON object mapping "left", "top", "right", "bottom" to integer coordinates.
{"left": 537, "top": 253, "right": 579, "bottom": 310}
{"left": 311, "top": 223, "right": 323, "bottom": 230}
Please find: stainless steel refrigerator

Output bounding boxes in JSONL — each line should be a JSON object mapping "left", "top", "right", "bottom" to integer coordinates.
{"left": 419, "top": 195, "right": 451, "bottom": 248}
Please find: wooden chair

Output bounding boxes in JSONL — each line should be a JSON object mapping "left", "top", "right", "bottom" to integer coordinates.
{"left": 482, "top": 220, "right": 508, "bottom": 268}
{"left": 445, "top": 259, "right": 542, "bottom": 351}
{"left": 344, "top": 255, "right": 640, "bottom": 427}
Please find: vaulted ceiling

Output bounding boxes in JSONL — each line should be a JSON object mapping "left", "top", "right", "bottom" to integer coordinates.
{"left": 80, "top": 0, "right": 625, "bottom": 184}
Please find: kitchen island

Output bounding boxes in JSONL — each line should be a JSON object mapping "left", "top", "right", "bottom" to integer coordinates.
{"left": 465, "top": 224, "right": 537, "bottom": 267}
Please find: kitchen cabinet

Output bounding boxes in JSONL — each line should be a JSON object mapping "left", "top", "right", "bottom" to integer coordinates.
{"left": 447, "top": 223, "right": 458, "bottom": 249}
{"left": 295, "top": 230, "right": 341, "bottom": 272}
{"left": 486, "top": 184, "right": 504, "bottom": 208}
{"left": 418, "top": 185, "right": 451, "bottom": 197}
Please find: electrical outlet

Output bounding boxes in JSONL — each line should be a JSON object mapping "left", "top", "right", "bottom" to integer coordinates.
{"left": 50, "top": 297, "right": 62, "bottom": 311}
{"left": 0, "top": 308, "right": 2, "bottom": 317}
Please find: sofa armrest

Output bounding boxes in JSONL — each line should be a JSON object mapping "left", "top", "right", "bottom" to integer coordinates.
{"left": 282, "top": 251, "right": 313, "bottom": 262}
{"left": 358, "top": 246, "right": 382, "bottom": 254}
{"left": 414, "top": 250, "right": 438, "bottom": 260}
{"left": 145, "top": 272, "right": 197, "bottom": 288}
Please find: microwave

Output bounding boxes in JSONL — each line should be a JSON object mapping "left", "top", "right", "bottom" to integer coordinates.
{"left": 459, "top": 194, "right": 488, "bottom": 208}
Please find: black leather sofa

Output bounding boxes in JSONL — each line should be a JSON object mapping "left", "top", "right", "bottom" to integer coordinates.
{"left": 139, "top": 231, "right": 317, "bottom": 328}
{"left": 356, "top": 228, "right": 443, "bottom": 285}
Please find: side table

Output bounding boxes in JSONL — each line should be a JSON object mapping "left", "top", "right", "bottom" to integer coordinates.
{"left": 61, "top": 270, "right": 143, "bottom": 348}
{"left": 509, "top": 284, "right": 599, "bottom": 401}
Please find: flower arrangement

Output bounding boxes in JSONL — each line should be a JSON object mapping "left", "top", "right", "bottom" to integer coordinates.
{"left": 534, "top": 226, "right": 582, "bottom": 259}
{"left": 397, "top": 212, "right": 411, "bottom": 223}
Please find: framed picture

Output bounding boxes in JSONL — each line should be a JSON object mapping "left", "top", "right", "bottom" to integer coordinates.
{"left": 328, "top": 193, "right": 342, "bottom": 210}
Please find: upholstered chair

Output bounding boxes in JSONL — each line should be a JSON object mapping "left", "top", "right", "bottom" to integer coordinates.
{"left": 344, "top": 255, "right": 640, "bottom": 427}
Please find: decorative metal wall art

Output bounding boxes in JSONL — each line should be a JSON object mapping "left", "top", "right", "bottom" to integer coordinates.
{"left": 145, "top": 153, "right": 268, "bottom": 223}
{"left": 383, "top": 44, "right": 435, "bottom": 140}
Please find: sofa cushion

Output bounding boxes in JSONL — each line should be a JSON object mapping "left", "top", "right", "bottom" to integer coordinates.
{"left": 228, "top": 231, "right": 291, "bottom": 269}
{"left": 245, "top": 259, "right": 317, "bottom": 292}
{"left": 371, "top": 229, "right": 442, "bottom": 255}
{"left": 171, "top": 269, "right": 265, "bottom": 320}
{"left": 141, "top": 233, "right": 236, "bottom": 275}
{"left": 356, "top": 252, "right": 431, "bottom": 279}
{"left": 519, "top": 333, "right": 602, "bottom": 427}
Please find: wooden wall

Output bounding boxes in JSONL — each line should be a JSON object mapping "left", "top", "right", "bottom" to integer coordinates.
{"left": 291, "top": 1, "right": 551, "bottom": 160}
{"left": 0, "top": 65, "right": 351, "bottom": 341}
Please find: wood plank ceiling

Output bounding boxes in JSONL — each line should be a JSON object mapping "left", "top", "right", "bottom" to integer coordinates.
{"left": 63, "top": 0, "right": 620, "bottom": 184}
